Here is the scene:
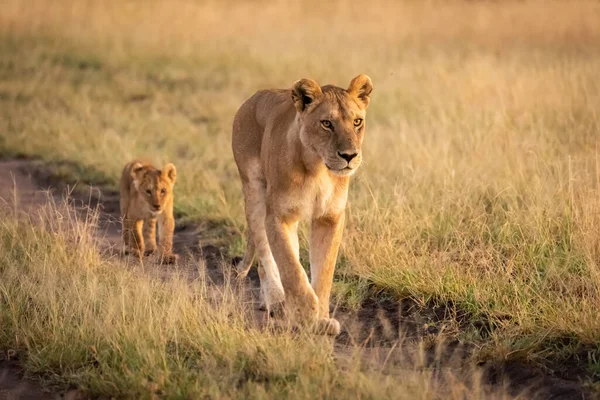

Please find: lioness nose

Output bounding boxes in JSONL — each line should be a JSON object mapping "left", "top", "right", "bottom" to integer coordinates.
{"left": 338, "top": 151, "right": 358, "bottom": 163}
{"left": 153, "top": 204, "right": 161, "bottom": 210}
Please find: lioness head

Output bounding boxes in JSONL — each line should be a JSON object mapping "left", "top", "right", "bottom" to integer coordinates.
{"left": 291, "top": 74, "right": 373, "bottom": 176}
{"left": 131, "top": 162, "right": 176, "bottom": 216}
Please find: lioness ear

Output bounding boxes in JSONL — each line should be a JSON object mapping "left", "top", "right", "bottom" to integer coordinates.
{"left": 162, "top": 163, "right": 176, "bottom": 184}
{"left": 291, "top": 78, "right": 322, "bottom": 112}
{"left": 347, "top": 74, "right": 373, "bottom": 109}
{"left": 130, "top": 162, "right": 145, "bottom": 190}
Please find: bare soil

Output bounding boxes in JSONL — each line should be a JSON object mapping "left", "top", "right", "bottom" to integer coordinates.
{"left": 0, "top": 158, "right": 595, "bottom": 399}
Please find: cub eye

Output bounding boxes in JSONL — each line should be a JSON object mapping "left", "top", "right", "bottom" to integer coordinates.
{"left": 321, "top": 120, "right": 332, "bottom": 129}
{"left": 353, "top": 118, "right": 363, "bottom": 127}
{"left": 145, "top": 189, "right": 152, "bottom": 195}
{"left": 161, "top": 189, "right": 166, "bottom": 195}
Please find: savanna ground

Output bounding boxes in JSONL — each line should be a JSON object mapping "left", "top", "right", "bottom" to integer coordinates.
{"left": 1, "top": 0, "right": 600, "bottom": 398}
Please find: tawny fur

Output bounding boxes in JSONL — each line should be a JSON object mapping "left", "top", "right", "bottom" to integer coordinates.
{"left": 119, "top": 160, "right": 179, "bottom": 264}
{"left": 232, "top": 74, "right": 373, "bottom": 335}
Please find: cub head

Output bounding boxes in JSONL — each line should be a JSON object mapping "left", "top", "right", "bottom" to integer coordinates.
{"left": 131, "top": 162, "right": 176, "bottom": 216}
{"left": 291, "top": 74, "right": 373, "bottom": 176}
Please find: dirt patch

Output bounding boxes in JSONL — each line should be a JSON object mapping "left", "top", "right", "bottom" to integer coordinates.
{"left": 0, "top": 361, "right": 58, "bottom": 400}
{"left": 0, "top": 158, "right": 595, "bottom": 399}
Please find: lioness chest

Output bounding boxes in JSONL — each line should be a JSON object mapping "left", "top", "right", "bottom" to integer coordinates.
{"left": 273, "top": 170, "right": 348, "bottom": 221}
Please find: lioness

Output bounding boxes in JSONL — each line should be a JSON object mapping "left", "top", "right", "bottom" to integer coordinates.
{"left": 119, "top": 160, "right": 179, "bottom": 264}
{"left": 232, "top": 74, "right": 373, "bottom": 335}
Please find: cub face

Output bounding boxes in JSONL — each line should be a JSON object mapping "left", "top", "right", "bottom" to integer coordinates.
{"left": 131, "top": 162, "right": 177, "bottom": 216}
{"left": 291, "top": 74, "right": 373, "bottom": 177}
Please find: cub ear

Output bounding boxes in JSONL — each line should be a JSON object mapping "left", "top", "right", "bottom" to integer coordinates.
{"left": 291, "top": 78, "right": 323, "bottom": 112}
{"left": 130, "top": 162, "right": 145, "bottom": 190}
{"left": 162, "top": 163, "right": 176, "bottom": 184}
{"left": 347, "top": 74, "right": 373, "bottom": 109}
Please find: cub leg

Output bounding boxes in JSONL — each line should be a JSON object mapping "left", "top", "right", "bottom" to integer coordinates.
{"left": 157, "top": 209, "right": 178, "bottom": 264}
{"left": 143, "top": 217, "right": 157, "bottom": 255}
{"left": 121, "top": 214, "right": 131, "bottom": 251}
{"left": 123, "top": 218, "right": 144, "bottom": 260}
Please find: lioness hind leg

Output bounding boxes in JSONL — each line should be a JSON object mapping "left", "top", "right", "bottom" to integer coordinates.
{"left": 235, "top": 232, "right": 255, "bottom": 279}
{"left": 257, "top": 264, "right": 285, "bottom": 318}
{"left": 240, "top": 168, "right": 285, "bottom": 314}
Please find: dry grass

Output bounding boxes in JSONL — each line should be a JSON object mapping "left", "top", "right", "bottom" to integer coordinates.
{"left": 1, "top": 0, "right": 600, "bottom": 392}
{"left": 0, "top": 195, "right": 501, "bottom": 399}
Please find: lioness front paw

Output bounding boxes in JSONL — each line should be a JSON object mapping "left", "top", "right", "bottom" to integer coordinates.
{"left": 285, "top": 286, "right": 319, "bottom": 325}
{"left": 314, "top": 318, "right": 341, "bottom": 336}
{"left": 144, "top": 248, "right": 156, "bottom": 256}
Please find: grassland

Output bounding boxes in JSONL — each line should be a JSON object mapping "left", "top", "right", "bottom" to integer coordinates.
{"left": 3, "top": 197, "right": 485, "bottom": 399}
{"left": 1, "top": 0, "right": 600, "bottom": 397}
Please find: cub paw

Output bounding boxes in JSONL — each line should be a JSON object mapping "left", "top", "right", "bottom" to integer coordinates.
{"left": 124, "top": 248, "right": 143, "bottom": 260}
{"left": 159, "top": 253, "right": 179, "bottom": 265}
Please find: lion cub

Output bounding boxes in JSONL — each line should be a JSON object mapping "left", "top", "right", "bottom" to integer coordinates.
{"left": 119, "top": 160, "right": 179, "bottom": 264}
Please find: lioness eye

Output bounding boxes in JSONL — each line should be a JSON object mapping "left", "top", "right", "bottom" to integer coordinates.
{"left": 161, "top": 189, "right": 166, "bottom": 195}
{"left": 321, "top": 120, "right": 332, "bottom": 129}
{"left": 146, "top": 189, "right": 151, "bottom": 195}
{"left": 354, "top": 118, "right": 363, "bottom": 127}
